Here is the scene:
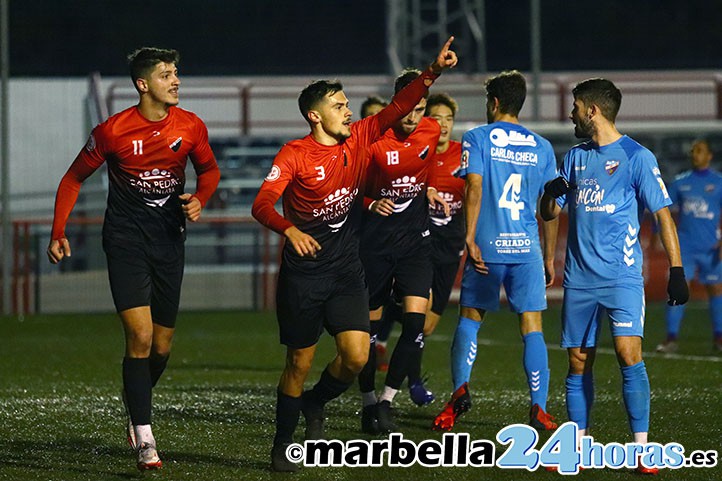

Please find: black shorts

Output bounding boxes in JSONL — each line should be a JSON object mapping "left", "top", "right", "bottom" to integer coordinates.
{"left": 362, "top": 241, "right": 433, "bottom": 310}
{"left": 103, "top": 240, "right": 184, "bottom": 328}
{"left": 276, "top": 264, "right": 370, "bottom": 349}
{"left": 431, "top": 260, "right": 463, "bottom": 315}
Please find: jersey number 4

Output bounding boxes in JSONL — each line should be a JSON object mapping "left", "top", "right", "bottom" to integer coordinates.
{"left": 498, "top": 173, "right": 525, "bottom": 220}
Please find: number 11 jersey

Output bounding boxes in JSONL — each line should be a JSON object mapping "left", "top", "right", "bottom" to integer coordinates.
{"left": 458, "top": 121, "right": 556, "bottom": 264}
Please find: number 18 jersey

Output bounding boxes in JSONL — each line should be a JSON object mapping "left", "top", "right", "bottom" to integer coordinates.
{"left": 458, "top": 121, "right": 556, "bottom": 264}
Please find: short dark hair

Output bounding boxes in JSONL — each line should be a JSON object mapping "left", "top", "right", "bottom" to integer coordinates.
{"left": 572, "top": 78, "right": 622, "bottom": 122}
{"left": 360, "top": 96, "right": 388, "bottom": 118}
{"left": 485, "top": 70, "right": 526, "bottom": 117}
{"left": 425, "top": 93, "right": 458, "bottom": 116}
{"left": 127, "top": 47, "right": 179, "bottom": 89}
{"left": 394, "top": 68, "right": 427, "bottom": 98}
{"left": 298, "top": 80, "right": 344, "bottom": 122}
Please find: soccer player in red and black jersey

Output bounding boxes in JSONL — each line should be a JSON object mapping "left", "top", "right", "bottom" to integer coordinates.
{"left": 252, "top": 39, "right": 458, "bottom": 472}
{"left": 357, "top": 69, "right": 450, "bottom": 434}
{"left": 47, "top": 48, "right": 220, "bottom": 471}
{"left": 423, "top": 93, "right": 465, "bottom": 336}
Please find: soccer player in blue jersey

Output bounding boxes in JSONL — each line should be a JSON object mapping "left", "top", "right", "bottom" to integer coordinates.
{"left": 433, "top": 70, "right": 559, "bottom": 432}
{"left": 540, "top": 78, "right": 689, "bottom": 475}
{"left": 657, "top": 139, "right": 722, "bottom": 353}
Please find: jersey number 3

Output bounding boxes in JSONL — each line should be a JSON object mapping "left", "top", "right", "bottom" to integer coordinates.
{"left": 499, "top": 173, "right": 525, "bottom": 220}
{"left": 314, "top": 166, "right": 326, "bottom": 181}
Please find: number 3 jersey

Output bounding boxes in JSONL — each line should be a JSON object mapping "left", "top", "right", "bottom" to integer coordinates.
{"left": 556, "top": 135, "right": 671, "bottom": 288}
{"left": 458, "top": 121, "right": 556, "bottom": 264}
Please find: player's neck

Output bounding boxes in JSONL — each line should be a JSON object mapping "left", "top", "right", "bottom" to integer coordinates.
{"left": 137, "top": 99, "right": 172, "bottom": 122}
{"left": 311, "top": 128, "right": 341, "bottom": 146}
{"left": 592, "top": 122, "right": 622, "bottom": 147}
{"left": 436, "top": 141, "right": 450, "bottom": 154}
{"left": 492, "top": 113, "right": 519, "bottom": 124}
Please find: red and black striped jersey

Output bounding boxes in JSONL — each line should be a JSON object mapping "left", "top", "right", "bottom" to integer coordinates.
{"left": 52, "top": 105, "right": 219, "bottom": 244}
{"left": 362, "top": 117, "right": 441, "bottom": 250}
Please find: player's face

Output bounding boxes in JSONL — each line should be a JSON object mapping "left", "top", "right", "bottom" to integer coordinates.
{"left": 144, "top": 62, "right": 180, "bottom": 107}
{"left": 318, "top": 91, "right": 353, "bottom": 141}
{"left": 690, "top": 141, "right": 713, "bottom": 170}
{"left": 485, "top": 96, "right": 496, "bottom": 124}
{"left": 570, "top": 98, "right": 594, "bottom": 139}
{"left": 428, "top": 104, "right": 455, "bottom": 145}
{"left": 362, "top": 103, "right": 384, "bottom": 118}
{"left": 397, "top": 98, "right": 427, "bottom": 135}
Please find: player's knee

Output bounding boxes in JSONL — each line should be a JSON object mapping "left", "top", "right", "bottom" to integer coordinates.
{"left": 342, "top": 349, "right": 368, "bottom": 374}
{"left": 125, "top": 331, "right": 153, "bottom": 355}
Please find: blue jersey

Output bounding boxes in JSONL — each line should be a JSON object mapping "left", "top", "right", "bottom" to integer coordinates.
{"left": 458, "top": 121, "right": 557, "bottom": 264}
{"left": 669, "top": 169, "right": 722, "bottom": 253}
{"left": 557, "top": 135, "right": 671, "bottom": 288}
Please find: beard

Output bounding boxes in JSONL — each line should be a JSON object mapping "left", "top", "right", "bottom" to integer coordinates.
{"left": 573, "top": 116, "right": 595, "bottom": 139}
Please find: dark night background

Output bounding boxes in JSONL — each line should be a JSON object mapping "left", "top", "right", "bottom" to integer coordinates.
{"left": 8, "top": 0, "right": 722, "bottom": 76}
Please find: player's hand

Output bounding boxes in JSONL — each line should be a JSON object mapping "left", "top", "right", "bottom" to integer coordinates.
{"left": 544, "top": 176, "right": 576, "bottom": 198}
{"left": 430, "top": 36, "right": 458, "bottom": 74}
{"left": 369, "top": 198, "right": 395, "bottom": 216}
{"left": 47, "top": 238, "right": 71, "bottom": 264}
{"left": 179, "top": 193, "right": 202, "bottom": 222}
{"left": 427, "top": 188, "right": 450, "bottom": 216}
{"left": 466, "top": 238, "right": 488, "bottom": 274}
{"left": 667, "top": 266, "right": 689, "bottom": 306}
{"left": 544, "top": 259, "right": 555, "bottom": 288}
{"left": 284, "top": 226, "right": 322, "bottom": 258}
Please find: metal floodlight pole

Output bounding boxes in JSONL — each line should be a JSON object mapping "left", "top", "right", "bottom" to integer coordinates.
{"left": 1, "top": 0, "right": 10, "bottom": 316}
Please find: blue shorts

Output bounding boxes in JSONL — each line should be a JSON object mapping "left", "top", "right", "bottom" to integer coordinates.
{"left": 459, "top": 260, "right": 547, "bottom": 313}
{"left": 561, "top": 284, "right": 645, "bottom": 348}
{"left": 682, "top": 248, "right": 722, "bottom": 285}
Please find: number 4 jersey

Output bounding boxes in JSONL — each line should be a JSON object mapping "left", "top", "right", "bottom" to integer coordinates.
{"left": 458, "top": 121, "right": 557, "bottom": 264}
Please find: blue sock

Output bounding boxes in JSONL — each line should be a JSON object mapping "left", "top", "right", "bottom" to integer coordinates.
{"left": 621, "top": 362, "right": 650, "bottom": 434}
{"left": 665, "top": 304, "right": 685, "bottom": 340}
{"left": 709, "top": 294, "right": 722, "bottom": 339}
{"left": 565, "top": 373, "right": 594, "bottom": 430}
{"left": 522, "top": 331, "right": 550, "bottom": 410}
{"left": 450, "top": 316, "right": 482, "bottom": 390}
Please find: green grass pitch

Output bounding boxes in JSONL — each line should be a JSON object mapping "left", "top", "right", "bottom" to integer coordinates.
{"left": 1, "top": 302, "right": 720, "bottom": 480}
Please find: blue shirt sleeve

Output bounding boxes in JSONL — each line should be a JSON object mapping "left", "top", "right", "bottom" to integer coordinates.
{"left": 458, "top": 130, "right": 483, "bottom": 179}
{"left": 632, "top": 149, "right": 672, "bottom": 213}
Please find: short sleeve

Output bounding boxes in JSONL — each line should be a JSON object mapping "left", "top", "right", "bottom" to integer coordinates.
{"left": 633, "top": 150, "right": 672, "bottom": 213}
{"left": 458, "top": 130, "right": 483, "bottom": 179}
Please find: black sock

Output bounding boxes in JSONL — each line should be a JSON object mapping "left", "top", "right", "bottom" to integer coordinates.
{"left": 149, "top": 353, "right": 170, "bottom": 388}
{"left": 385, "top": 312, "right": 425, "bottom": 389}
{"left": 273, "top": 389, "right": 302, "bottom": 446}
{"left": 358, "top": 321, "right": 380, "bottom": 393}
{"left": 307, "top": 367, "right": 352, "bottom": 407}
{"left": 123, "top": 357, "right": 152, "bottom": 425}
{"left": 407, "top": 347, "right": 424, "bottom": 386}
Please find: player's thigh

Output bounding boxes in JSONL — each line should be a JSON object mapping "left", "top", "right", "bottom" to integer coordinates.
{"left": 430, "top": 260, "right": 461, "bottom": 316}
{"left": 103, "top": 240, "right": 152, "bottom": 313}
{"left": 393, "top": 250, "right": 433, "bottom": 301}
{"left": 603, "top": 283, "right": 645, "bottom": 339}
{"left": 276, "top": 268, "right": 327, "bottom": 349}
{"left": 459, "top": 261, "right": 504, "bottom": 312}
{"left": 696, "top": 248, "right": 722, "bottom": 285}
{"left": 325, "top": 273, "right": 371, "bottom": 338}
{"left": 561, "top": 288, "right": 605, "bottom": 349}
{"left": 503, "top": 260, "right": 547, "bottom": 314}
{"left": 148, "top": 242, "right": 185, "bottom": 328}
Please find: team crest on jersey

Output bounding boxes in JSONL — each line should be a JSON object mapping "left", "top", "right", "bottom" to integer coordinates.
{"left": 605, "top": 159, "right": 620, "bottom": 175}
{"left": 265, "top": 165, "right": 281, "bottom": 182}
{"left": 168, "top": 137, "right": 182, "bottom": 152}
{"left": 85, "top": 133, "right": 96, "bottom": 151}
{"left": 706, "top": 184, "right": 716, "bottom": 193}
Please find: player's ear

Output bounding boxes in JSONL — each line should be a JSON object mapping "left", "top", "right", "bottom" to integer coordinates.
{"left": 307, "top": 109, "right": 322, "bottom": 125}
{"left": 136, "top": 77, "right": 149, "bottom": 93}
